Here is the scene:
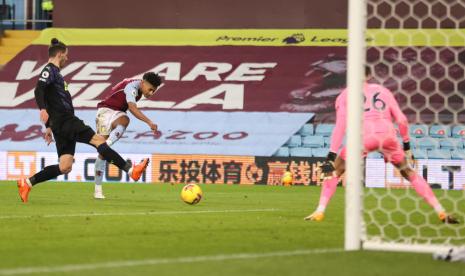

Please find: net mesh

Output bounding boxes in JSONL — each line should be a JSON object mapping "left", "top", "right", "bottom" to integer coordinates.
{"left": 362, "top": 0, "right": 465, "bottom": 247}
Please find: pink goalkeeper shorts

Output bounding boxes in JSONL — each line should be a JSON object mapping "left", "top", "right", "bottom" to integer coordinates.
{"left": 339, "top": 133, "right": 405, "bottom": 165}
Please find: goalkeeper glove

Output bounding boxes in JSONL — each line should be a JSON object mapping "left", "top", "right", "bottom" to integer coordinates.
{"left": 403, "top": 141, "right": 415, "bottom": 168}
{"left": 319, "top": 152, "right": 337, "bottom": 180}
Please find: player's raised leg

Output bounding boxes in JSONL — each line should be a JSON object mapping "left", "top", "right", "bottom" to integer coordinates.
{"left": 106, "top": 124, "right": 127, "bottom": 147}
{"left": 89, "top": 134, "right": 149, "bottom": 181}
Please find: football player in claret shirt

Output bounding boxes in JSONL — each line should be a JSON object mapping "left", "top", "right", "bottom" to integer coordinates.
{"left": 93, "top": 72, "right": 162, "bottom": 199}
{"left": 305, "top": 65, "right": 459, "bottom": 224}
{"left": 16, "top": 38, "right": 150, "bottom": 203}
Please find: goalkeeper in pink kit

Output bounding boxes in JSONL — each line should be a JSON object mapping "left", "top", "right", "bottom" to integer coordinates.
{"left": 305, "top": 66, "right": 458, "bottom": 224}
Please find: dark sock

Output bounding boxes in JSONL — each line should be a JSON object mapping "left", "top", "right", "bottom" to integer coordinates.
{"left": 97, "top": 143, "right": 131, "bottom": 172}
{"left": 29, "top": 165, "right": 62, "bottom": 186}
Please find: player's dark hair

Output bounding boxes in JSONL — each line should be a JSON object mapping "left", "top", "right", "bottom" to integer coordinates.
{"left": 48, "top": 38, "right": 67, "bottom": 57}
{"left": 365, "top": 65, "right": 372, "bottom": 77}
{"left": 143, "top": 72, "right": 162, "bottom": 87}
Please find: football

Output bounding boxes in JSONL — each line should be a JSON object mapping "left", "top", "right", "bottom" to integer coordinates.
{"left": 180, "top": 184, "right": 203, "bottom": 205}
{"left": 281, "top": 171, "right": 293, "bottom": 186}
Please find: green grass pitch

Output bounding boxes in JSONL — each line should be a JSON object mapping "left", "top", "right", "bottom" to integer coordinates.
{"left": 0, "top": 181, "right": 463, "bottom": 276}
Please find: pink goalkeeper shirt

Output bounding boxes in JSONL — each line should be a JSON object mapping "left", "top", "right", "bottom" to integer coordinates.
{"left": 329, "top": 82, "right": 410, "bottom": 154}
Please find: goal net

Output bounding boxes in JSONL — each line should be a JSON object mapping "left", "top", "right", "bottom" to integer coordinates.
{"left": 346, "top": 0, "right": 465, "bottom": 253}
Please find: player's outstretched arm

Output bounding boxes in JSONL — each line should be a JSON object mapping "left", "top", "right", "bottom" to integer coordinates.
{"left": 387, "top": 89, "right": 410, "bottom": 142}
{"left": 127, "top": 102, "right": 157, "bottom": 132}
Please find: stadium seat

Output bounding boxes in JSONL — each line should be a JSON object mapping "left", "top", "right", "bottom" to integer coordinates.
{"left": 302, "top": 135, "right": 325, "bottom": 148}
{"left": 452, "top": 125, "right": 465, "bottom": 138}
{"left": 440, "top": 138, "right": 463, "bottom": 151}
{"left": 289, "top": 147, "right": 312, "bottom": 157}
{"left": 416, "top": 137, "right": 439, "bottom": 150}
{"left": 315, "top": 124, "right": 334, "bottom": 137}
{"left": 427, "top": 149, "right": 451, "bottom": 159}
{"left": 409, "top": 124, "right": 429, "bottom": 138}
{"left": 451, "top": 149, "right": 465, "bottom": 160}
{"left": 273, "top": 147, "right": 290, "bottom": 157}
{"left": 323, "top": 136, "right": 331, "bottom": 148}
{"left": 285, "top": 135, "right": 302, "bottom": 148}
{"left": 367, "top": 151, "right": 383, "bottom": 159}
{"left": 297, "top": 124, "right": 314, "bottom": 136}
{"left": 429, "top": 124, "right": 451, "bottom": 138}
{"left": 312, "top": 148, "right": 329, "bottom": 157}
{"left": 412, "top": 149, "right": 427, "bottom": 159}
{"left": 409, "top": 137, "right": 418, "bottom": 149}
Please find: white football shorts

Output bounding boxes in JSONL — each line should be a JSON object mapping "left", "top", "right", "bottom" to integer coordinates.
{"left": 95, "top": 107, "right": 127, "bottom": 135}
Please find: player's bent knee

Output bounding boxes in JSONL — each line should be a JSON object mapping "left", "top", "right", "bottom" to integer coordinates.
{"left": 90, "top": 134, "right": 106, "bottom": 147}
{"left": 59, "top": 164, "right": 73, "bottom": 174}
{"left": 400, "top": 168, "right": 414, "bottom": 179}
{"left": 121, "top": 116, "right": 130, "bottom": 126}
{"left": 114, "top": 116, "right": 130, "bottom": 128}
{"left": 396, "top": 163, "right": 413, "bottom": 179}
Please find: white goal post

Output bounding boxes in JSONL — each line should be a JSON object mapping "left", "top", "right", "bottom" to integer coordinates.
{"left": 345, "top": 0, "right": 366, "bottom": 251}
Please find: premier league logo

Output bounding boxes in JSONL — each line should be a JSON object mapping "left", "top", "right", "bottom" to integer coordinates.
{"left": 282, "top": 33, "right": 305, "bottom": 44}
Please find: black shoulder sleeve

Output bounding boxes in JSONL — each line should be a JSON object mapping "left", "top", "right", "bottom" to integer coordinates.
{"left": 34, "top": 81, "right": 47, "bottom": 110}
{"left": 34, "top": 66, "right": 52, "bottom": 110}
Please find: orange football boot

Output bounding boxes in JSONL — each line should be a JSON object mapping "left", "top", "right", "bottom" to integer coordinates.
{"left": 304, "top": 211, "right": 325, "bottom": 221}
{"left": 130, "top": 158, "right": 150, "bottom": 181}
{"left": 17, "top": 178, "right": 31, "bottom": 203}
{"left": 438, "top": 211, "right": 459, "bottom": 224}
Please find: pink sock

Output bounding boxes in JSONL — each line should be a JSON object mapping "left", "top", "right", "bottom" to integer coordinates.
{"left": 408, "top": 173, "right": 444, "bottom": 213}
{"left": 317, "top": 176, "right": 339, "bottom": 212}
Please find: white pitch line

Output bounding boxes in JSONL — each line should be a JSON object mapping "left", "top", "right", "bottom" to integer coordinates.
{"left": 0, "top": 248, "right": 344, "bottom": 275}
{"left": 0, "top": 208, "right": 279, "bottom": 220}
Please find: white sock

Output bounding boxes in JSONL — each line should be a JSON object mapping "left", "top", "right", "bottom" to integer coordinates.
{"left": 106, "top": 125, "right": 126, "bottom": 147}
{"left": 26, "top": 178, "right": 32, "bottom": 188}
{"left": 434, "top": 205, "right": 445, "bottom": 214}
{"left": 95, "top": 185, "right": 103, "bottom": 194}
{"left": 316, "top": 205, "right": 326, "bottom": 213}
{"left": 94, "top": 157, "right": 105, "bottom": 191}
